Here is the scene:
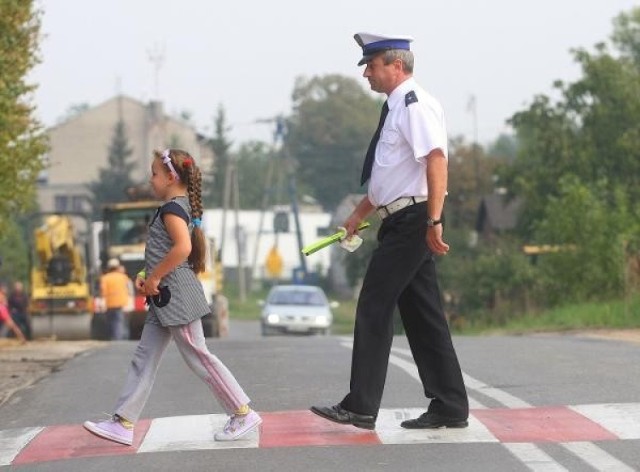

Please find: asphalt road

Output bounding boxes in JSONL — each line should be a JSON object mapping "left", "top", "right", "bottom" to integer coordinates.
{"left": 1, "top": 321, "right": 639, "bottom": 471}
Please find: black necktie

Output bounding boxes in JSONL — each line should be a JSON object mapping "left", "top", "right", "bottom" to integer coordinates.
{"left": 361, "top": 101, "right": 389, "bottom": 185}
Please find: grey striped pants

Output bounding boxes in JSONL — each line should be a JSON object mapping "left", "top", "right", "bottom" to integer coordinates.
{"left": 114, "top": 319, "right": 250, "bottom": 422}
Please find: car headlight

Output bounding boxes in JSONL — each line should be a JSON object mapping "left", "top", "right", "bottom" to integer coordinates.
{"left": 314, "top": 315, "right": 329, "bottom": 325}
{"left": 266, "top": 314, "right": 280, "bottom": 324}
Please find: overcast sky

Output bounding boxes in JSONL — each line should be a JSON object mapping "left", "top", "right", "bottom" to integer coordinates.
{"left": 32, "top": 0, "right": 638, "bottom": 149}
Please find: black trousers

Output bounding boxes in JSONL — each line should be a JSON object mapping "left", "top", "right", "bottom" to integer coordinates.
{"left": 341, "top": 202, "right": 468, "bottom": 418}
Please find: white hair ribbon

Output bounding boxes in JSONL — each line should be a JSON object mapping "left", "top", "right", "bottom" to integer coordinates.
{"left": 162, "top": 149, "right": 180, "bottom": 180}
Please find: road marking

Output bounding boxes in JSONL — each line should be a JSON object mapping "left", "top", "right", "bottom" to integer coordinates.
{"left": 473, "top": 406, "right": 617, "bottom": 443}
{"left": 570, "top": 403, "right": 640, "bottom": 440}
{"left": 1, "top": 404, "right": 640, "bottom": 467}
{"left": 561, "top": 442, "right": 637, "bottom": 472}
{"left": 12, "top": 420, "right": 151, "bottom": 466}
{"left": 375, "top": 408, "right": 497, "bottom": 445}
{"left": 0, "top": 427, "right": 42, "bottom": 466}
{"left": 390, "top": 346, "right": 531, "bottom": 408}
{"left": 138, "top": 414, "right": 258, "bottom": 453}
{"left": 259, "top": 410, "right": 379, "bottom": 448}
{"left": 345, "top": 339, "right": 636, "bottom": 471}
{"left": 503, "top": 443, "right": 569, "bottom": 472}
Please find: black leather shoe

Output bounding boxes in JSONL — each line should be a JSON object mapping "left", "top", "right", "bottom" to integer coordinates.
{"left": 401, "top": 412, "right": 468, "bottom": 429}
{"left": 310, "top": 404, "right": 376, "bottom": 430}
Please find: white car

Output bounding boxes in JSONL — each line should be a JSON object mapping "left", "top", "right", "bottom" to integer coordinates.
{"left": 260, "top": 285, "right": 336, "bottom": 336}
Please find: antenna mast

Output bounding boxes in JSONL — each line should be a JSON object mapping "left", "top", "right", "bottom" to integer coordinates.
{"left": 147, "top": 43, "right": 165, "bottom": 100}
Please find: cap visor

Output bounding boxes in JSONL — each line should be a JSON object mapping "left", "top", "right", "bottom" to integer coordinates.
{"left": 358, "top": 54, "right": 375, "bottom": 66}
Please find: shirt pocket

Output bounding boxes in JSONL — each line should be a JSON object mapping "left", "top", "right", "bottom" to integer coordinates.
{"left": 377, "top": 128, "right": 400, "bottom": 166}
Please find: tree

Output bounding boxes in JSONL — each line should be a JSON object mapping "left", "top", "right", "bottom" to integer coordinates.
{"left": 532, "top": 176, "right": 635, "bottom": 304}
{"left": 0, "top": 1, "right": 48, "bottom": 224}
{"left": 0, "top": 217, "right": 30, "bottom": 284}
{"left": 234, "top": 141, "right": 273, "bottom": 209}
{"left": 446, "top": 136, "right": 503, "bottom": 230}
{"left": 493, "top": 6, "right": 640, "bottom": 311}
{"left": 285, "top": 74, "right": 381, "bottom": 211}
{"left": 206, "top": 104, "right": 233, "bottom": 207}
{"left": 502, "top": 7, "right": 640, "bottom": 239}
{"left": 87, "top": 120, "right": 136, "bottom": 217}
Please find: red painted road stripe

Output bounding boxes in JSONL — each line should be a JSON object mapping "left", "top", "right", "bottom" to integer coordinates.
{"left": 12, "top": 419, "right": 152, "bottom": 465}
{"left": 473, "top": 406, "right": 618, "bottom": 443}
{"left": 259, "top": 410, "right": 380, "bottom": 448}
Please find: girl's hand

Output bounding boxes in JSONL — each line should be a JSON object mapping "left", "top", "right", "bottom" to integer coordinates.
{"left": 134, "top": 276, "right": 146, "bottom": 294}
{"left": 143, "top": 275, "right": 160, "bottom": 296}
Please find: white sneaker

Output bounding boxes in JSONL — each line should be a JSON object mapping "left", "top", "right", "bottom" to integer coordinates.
{"left": 83, "top": 417, "right": 133, "bottom": 446}
{"left": 214, "top": 410, "right": 262, "bottom": 441}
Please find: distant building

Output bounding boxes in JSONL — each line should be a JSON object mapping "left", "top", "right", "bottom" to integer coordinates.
{"left": 475, "top": 191, "right": 523, "bottom": 242}
{"left": 37, "top": 95, "right": 215, "bottom": 214}
{"left": 202, "top": 208, "right": 332, "bottom": 283}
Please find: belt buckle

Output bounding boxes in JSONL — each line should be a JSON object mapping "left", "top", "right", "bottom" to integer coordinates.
{"left": 376, "top": 206, "right": 389, "bottom": 219}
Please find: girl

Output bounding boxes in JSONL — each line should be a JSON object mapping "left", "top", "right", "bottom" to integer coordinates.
{"left": 84, "top": 149, "right": 261, "bottom": 445}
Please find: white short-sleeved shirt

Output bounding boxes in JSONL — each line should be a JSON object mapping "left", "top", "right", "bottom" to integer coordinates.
{"left": 368, "top": 77, "right": 448, "bottom": 207}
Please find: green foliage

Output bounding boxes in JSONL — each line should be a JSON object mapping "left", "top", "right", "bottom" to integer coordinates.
{"left": 487, "top": 7, "right": 640, "bottom": 317}
{"left": 285, "top": 74, "right": 380, "bottom": 211}
{"left": 503, "top": 7, "right": 640, "bottom": 239}
{"left": 205, "top": 104, "right": 233, "bottom": 207}
{"left": 0, "top": 0, "right": 48, "bottom": 224}
{"left": 0, "top": 216, "right": 30, "bottom": 285}
{"left": 439, "top": 233, "right": 535, "bottom": 322}
{"left": 235, "top": 141, "right": 272, "bottom": 209}
{"left": 532, "top": 177, "right": 636, "bottom": 304}
{"left": 475, "top": 295, "right": 640, "bottom": 333}
{"left": 447, "top": 137, "right": 504, "bottom": 229}
{"left": 611, "top": 7, "right": 640, "bottom": 66}
{"left": 87, "top": 120, "right": 136, "bottom": 217}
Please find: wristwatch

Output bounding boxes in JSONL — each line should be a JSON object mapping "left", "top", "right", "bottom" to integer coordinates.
{"left": 426, "top": 217, "right": 442, "bottom": 227}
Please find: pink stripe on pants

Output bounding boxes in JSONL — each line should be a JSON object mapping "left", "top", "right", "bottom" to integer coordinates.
{"left": 114, "top": 320, "right": 250, "bottom": 422}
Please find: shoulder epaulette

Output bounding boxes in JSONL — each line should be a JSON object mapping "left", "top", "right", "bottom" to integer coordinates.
{"left": 405, "top": 90, "right": 418, "bottom": 107}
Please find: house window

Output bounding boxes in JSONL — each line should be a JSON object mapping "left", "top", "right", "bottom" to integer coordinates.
{"left": 71, "top": 195, "right": 85, "bottom": 212}
{"left": 54, "top": 195, "right": 69, "bottom": 212}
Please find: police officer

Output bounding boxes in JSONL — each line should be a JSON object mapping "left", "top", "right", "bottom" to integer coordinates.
{"left": 311, "top": 32, "right": 469, "bottom": 430}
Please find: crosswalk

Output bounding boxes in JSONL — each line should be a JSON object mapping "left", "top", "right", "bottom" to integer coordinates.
{"left": 1, "top": 402, "right": 639, "bottom": 468}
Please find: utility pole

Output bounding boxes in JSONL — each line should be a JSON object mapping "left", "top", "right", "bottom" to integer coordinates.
{"left": 467, "top": 94, "right": 481, "bottom": 195}
{"left": 147, "top": 43, "right": 165, "bottom": 101}
{"left": 249, "top": 116, "right": 285, "bottom": 291}
{"left": 221, "top": 157, "right": 246, "bottom": 302}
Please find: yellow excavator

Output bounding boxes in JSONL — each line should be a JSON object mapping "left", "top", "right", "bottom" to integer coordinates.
{"left": 29, "top": 214, "right": 93, "bottom": 339}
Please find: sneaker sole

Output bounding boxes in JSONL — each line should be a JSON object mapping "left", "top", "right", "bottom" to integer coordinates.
{"left": 214, "top": 417, "right": 263, "bottom": 441}
{"left": 83, "top": 421, "right": 133, "bottom": 446}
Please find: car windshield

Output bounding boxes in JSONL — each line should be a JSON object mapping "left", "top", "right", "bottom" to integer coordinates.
{"left": 269, "top": 289, "right": 327, "bottom": 306}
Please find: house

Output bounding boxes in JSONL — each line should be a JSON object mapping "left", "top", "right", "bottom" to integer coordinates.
{"left": 475, "top": 191, "right": 523, "bottom": 242}
{"left": 202, "top": 207, "right": 332, "bottom": 284}
{"left": 37, "top": 95, "right": 215, "bottom": 215}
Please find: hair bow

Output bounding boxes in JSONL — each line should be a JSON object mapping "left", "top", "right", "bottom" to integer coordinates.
{"left": 162, "top": 149, "right": 180, "bottom": 180}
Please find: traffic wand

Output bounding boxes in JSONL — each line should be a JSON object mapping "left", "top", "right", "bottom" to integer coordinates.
{"left": 301, "top": 221, "right": 371, "bottom": 256}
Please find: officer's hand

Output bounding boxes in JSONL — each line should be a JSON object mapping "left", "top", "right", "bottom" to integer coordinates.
{"left": 343, "top": 214, "right": 362, "bottom": 238}
{"left": 426, "top": 225, "right": 449, "bottom": 255}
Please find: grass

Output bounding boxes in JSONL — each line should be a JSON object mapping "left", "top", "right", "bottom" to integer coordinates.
{"left": 458, "top": 294, "right": 640, "bottom": 335}
{"left": 223, "top": 283, "right": 640, "bottom": 337}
